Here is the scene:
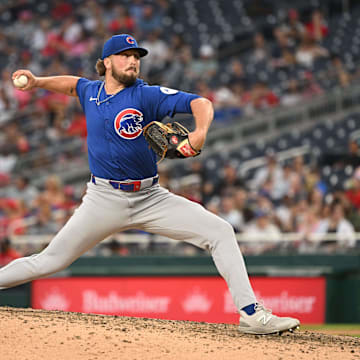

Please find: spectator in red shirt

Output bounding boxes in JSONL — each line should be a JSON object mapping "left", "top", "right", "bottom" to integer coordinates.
{"left": 345, "top": 167, "right": 360, "bottom": 210}
{"left": 251, "top": 81, "right": 279, "bottom": 110}
{"left": 61, "top": 185, "right": 78, "bottom": 211}
{"left": 0, "top": 198, "right": 27, "bottom": 236}
{"left": 0, "top": 237, "right": 21, "bottom": 267}
{"left": 3, "top": 123, "right": 30, "bottom": 153}
{"left": 51, "top": 0, "right": 73, "bottom": 20}
{"left": 306, "top": 9, "right": 329, "bottom": 42}
{"left": 108, "top": 5, "right": 135, "bottom": 34}
{"left": 41, "top": 27, "right": 71, "bottom": 58}
{"left": 66, "top": 111, "right": 87, "bottom": 139}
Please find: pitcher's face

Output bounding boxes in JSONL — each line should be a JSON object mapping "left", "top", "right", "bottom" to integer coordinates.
{"left": 109, "top": 49, "right": 140, "bottom": 87}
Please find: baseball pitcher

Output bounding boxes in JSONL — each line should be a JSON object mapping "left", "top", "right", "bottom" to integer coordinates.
{"left": 2, "top": 34, "right": 299, "bottom": 335}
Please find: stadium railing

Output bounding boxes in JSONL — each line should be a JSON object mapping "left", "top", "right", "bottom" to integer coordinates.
{"left": 8, "top": 231, "right": 360, "bottom": 252}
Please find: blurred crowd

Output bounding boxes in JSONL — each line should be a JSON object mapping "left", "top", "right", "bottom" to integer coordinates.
{"left": 1, "top": 148, "right": 360, "bottom": 262}
{"left": 162, "top": 153, "right": 360, "bottom": 256}
{"left": 1, "top": 0, "right": 360, "bottom": 262}
{"left": 0, "top": 1, "right": 357, "bottom": 124}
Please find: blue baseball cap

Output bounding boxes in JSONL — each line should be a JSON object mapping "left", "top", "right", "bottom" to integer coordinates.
{"left": 101, "top": 34, "right": 148, "bottom": 60}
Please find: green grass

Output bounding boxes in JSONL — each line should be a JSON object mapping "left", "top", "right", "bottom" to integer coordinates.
{"left": 301, "top": 324, "right": 360, "bottom": 337}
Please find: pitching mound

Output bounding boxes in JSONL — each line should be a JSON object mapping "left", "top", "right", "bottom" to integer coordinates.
{"left": 0, "top": 307, "right": 359, "bottom": 360}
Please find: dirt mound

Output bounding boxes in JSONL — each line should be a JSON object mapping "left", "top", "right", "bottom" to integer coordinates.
{"left": 0, "top": 307, "right": 359, "bottom": 360}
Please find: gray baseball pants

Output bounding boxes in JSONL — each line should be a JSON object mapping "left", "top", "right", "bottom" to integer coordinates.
{"left": 0, "top": 179, "right": 256, "bottom": 310}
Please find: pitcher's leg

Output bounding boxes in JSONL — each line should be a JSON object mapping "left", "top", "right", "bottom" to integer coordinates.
{"left": 0, "top": 184, "right": 130, "bottom": 289}
{"left": 135, "top": 187, "right": 256, "bottom": 310}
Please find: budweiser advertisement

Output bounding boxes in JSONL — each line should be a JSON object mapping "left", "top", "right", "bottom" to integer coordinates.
{"left": 32, "top": 276, "right": 326, "bottom": 324}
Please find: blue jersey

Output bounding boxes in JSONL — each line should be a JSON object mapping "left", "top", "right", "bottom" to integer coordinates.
{"left": 76, "top": 78, "right": 200, "bottom": 180}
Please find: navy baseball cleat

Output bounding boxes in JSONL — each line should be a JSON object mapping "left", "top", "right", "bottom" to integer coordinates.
{"left": 238, "top": 303, "right": 300, "bottom": 335}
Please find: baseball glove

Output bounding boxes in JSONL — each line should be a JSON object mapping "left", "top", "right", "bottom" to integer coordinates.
{"left": 143, "top": 121, "right": 201, "bottom": 162}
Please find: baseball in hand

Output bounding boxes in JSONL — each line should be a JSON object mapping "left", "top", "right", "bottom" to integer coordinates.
{"left": 13, "top": 75, "right": 28, "bottom": 88}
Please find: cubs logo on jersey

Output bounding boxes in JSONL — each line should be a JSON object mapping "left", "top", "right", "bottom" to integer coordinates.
{"left": 114, "top": 108, "right": 144, "bottom": 139}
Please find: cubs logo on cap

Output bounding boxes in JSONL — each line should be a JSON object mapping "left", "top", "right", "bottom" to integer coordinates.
{"left": 126, "top": 36, "right": 135, "bottom": 44}
{"left": 114, "top": 108, "right": 144, "bottom": 139}
{"left": 101, "top": 34, "right": 148, "bottom": 59}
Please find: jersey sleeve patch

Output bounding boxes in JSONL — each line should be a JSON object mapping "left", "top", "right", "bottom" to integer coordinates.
{"left": 160, "top": 87, "right": 179, "bottom": 95}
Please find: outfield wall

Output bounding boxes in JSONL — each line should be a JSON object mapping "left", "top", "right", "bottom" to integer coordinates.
{"left": 31, "top": 276, "right": 326, "bottom": 324}
{"left": 0, "top": 254, "right": 359, "bottom": 323}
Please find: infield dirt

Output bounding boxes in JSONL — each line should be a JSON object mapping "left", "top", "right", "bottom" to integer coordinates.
{"left": 0, "top": 307, "right": 359, "bottom": 360}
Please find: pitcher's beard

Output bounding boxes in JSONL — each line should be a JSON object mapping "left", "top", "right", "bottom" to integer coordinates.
{"left": 112, "top": 67, "right": 138, "bottom": 87}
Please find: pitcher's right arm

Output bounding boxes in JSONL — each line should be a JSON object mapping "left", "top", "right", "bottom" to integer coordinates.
{"left": 12, "top": 69, "right": 80, "bottom": 97}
